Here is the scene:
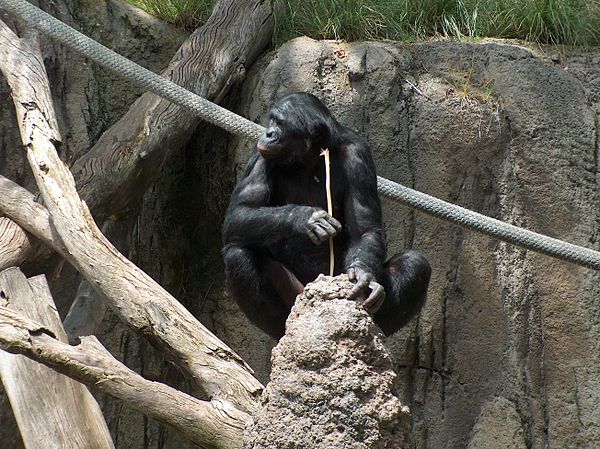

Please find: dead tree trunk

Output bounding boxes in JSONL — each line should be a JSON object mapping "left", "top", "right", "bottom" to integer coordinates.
{"left": 0, "top": 0, "right": 273, "bottom": 270}
{"left": 70, "top": 0, "right": 273, "bottom": 224}
{"left": 0, "top": 8, "right": 263, "bottom": 411}
{"left": 0, "top": 7, "right": 263, "bottom": 446}
{"left": 0, "top": 268, "right": 114, "bottom": 449}
{"left": 0, "top": 277, "right": 248, "bottom": 449}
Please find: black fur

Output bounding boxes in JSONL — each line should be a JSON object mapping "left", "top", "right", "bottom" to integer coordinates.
{"left": 223, "top": 92, "right": 431, "bottom": 338}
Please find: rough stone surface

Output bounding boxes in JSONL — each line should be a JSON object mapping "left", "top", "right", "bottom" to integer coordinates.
{"left": 226, "top": 39, "right": 600, "bottom": 449}
{"left": 466, "top": 397, "right": 527, "bottom": 449}
{"left": 1, "top": 13, "right": 599, "bottom": 447}
{"left": 245, "top": 275, "right": 411, "bottom": 449}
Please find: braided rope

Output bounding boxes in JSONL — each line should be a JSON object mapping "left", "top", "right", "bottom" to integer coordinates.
{"left": 378, "top": 178, "right": 600, "bottom": 269}
{"left": 1, "top": 0, "right": 599, "bottom": 270}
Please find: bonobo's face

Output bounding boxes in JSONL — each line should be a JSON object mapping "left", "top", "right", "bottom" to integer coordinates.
{"left": 256, "top": 110, "right": 311, "bottom": 163}
{"left": 256, "top": 114, "right": 308, "bottom": 161}
{"left": 256, "top": 119, "right": 280, "bottom": 158}
{"left": 256, "top": 93, "right": 329, "bottom": 164}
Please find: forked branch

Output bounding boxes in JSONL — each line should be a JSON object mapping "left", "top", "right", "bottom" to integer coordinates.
{"left": 0, "top": 304, "right": 248, "bottom": 449}
{"left": 0, "top": 16, "right": 262, "bottom": 414}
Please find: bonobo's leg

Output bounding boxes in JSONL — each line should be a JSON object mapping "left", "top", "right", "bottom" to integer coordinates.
{"left": 262, "top": 258, "right": 304, "bottom": 309}
{"left": 223, "top": 244, "right": 303, "bottom": 339}
{"left": 374, "top": 250, "right": 432, "bottom": 336}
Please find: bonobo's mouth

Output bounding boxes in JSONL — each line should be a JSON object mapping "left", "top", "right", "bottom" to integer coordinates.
{"left": 257, "top": 144, "right": 281, "bottom": 158}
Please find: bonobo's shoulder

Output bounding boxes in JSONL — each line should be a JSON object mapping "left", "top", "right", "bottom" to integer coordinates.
{"left": 337, "top": 126, "right": 373, "bottom": 163}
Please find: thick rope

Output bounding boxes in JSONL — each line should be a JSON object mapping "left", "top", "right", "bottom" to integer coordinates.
{"left": 1, "top": 0, "right": 599, "bottom": 270}
{"left": 378, "top": 177, "right": 600, "bottom": 269}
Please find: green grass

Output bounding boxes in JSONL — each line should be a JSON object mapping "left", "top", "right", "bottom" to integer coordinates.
{"left": 275, "top": 0, "right": 600, "bottom": 45}
{"left": 128, "top": 0, "right": 213, "bottom": 29}
{"left": 127, "top": 0, "right": 600, "bottom": 46}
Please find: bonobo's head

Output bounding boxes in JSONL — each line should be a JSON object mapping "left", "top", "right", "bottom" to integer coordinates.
{"left": 257, "top": 92, "right": 339, "bottom": 164}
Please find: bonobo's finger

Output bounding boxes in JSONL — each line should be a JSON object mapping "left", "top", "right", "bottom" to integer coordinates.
{"left": 316, "top": 219, "right": 338, "bottom": 238}
{"left": 347, "top": 267, "right": 356, "bottom": 282}
{"left": 310, "top": 210, "right": 328, "bottom": 221}
{"left": 307, "top": 228, "right": 321, "bottom": 245}
{"left": 363, "top": 281, "right": 386, "bottom": 314}
{"left": 307, "top": 211, "right": 324, "bottom": 243}
{"left": 326, "top": 215, "right": 342, "bottom": 231}
{"left": 311, "top": 223, "right": 330, "bottom": 243}
{"left": 310, "top": 210, "right": 341, "bottom": 233}
{"left": 348, "top": 276, "right": 370, "bottom": 300}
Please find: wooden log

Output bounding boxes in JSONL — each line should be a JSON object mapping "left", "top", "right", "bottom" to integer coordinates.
{"left": 63, "top": 279, "right": 107, "bottom": 338}
{"left": 70, "top": 0, "right": 273, "bottom": 224}
{"left": 0, "top": 16, "right": 263, "bottom": 414}
{"left": 72, "top": 0, "right": 273, "bottom": 223}
{"left": 0, "top": 175, "right": 68, "bottom": 272}
{"left": 0, "top": 267, "right": 115, "bottom": 449}
{"left": 0, "top": 300, "right": 249, "bottom": 449}
{"left": 0, "top": 0, "right": 273, "bottom": 268}
{"left": 63, "top": 220, "right": 128, "bottom": 339}
{"left": 0, "top": 217, "right": 34, "bottom": 269}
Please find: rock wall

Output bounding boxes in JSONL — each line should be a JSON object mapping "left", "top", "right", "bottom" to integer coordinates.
{"left": 1, "top": 12, "right": 598, "bottom": 446}
{"left": 222, "top": 38, "right": 600, "bottom": 449}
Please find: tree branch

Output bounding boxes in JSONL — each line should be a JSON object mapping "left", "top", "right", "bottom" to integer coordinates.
{"left": 0, "top": 17, "right": 262, "bottom": 413}
{"left": 0, "top": 20, "right": 67, "bottom": 271}
{"left": 72, "top": 0, "right": 273, "bottom": 223}
{"left": 0, "top": 267, "right": 114, "bottom": 448}
{"left": 0, "top": 175, "right": 68, "bottom": 271}
{"left": 0, "top": 0, "right": 273, "bottom": 268}
{"left": 0, "top": 304, "right": 249, "bottom": 449}
{"left": 0, "top": 217, "right": 35, "bottom": 269}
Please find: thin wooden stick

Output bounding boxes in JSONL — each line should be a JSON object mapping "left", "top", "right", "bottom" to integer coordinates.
{"left": 321, "top": 149, "right": 334, "bottom": 276}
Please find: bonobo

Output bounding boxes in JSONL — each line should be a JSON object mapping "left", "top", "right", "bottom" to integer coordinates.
{"left": 222, "top": 92, "right": 431, "bottom": 338}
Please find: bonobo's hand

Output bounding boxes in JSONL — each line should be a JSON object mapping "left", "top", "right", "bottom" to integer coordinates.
{"left": 303, "top": 209, "right": 342, "bottom": 245}
{"left": 347, "top": 266, "right": 386, "bottom": 314}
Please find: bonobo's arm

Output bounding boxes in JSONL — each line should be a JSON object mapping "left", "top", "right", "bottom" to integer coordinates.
{"left": 223, "top": 152, "right": 340, "bottom": 246}
{"left": 342, "top": 139, "right": 387, "bottom": 311}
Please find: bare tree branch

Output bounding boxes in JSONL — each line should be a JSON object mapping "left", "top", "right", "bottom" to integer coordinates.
{"left": 0, "top": 217, "right": 35, "bottom": 268}
{"left": 0, "top": 267, "right": 115, "bottom": 448}
{"left": 71, "top": 0, "right": 273, "bottom": 224}
{"left": 0, "top": 175, "right": 67, "bottom": 271}
{"left": 0, "top": 17, "right": 262, "bottom": 414}
{"left": 63, "top": 278, "right": 107, "bottom": 337}
{"left": 0, "top": 302, "right": 249, "bottom": 449}
{"left": 0, "top": 0, "right": 273, "bottom": 269}
{"left": 0, "top": 20, "right": 64, "bottom": 271}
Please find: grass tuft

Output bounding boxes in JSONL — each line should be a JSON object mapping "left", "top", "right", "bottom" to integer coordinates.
{"left": 275, "top": 0, "right": 600, "bottom": 45}
{"left": 128, "top": 0, "right": 213, "bottom": 30}
{"left": 127, "top": 0, "right": 600, "bottom": 46}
